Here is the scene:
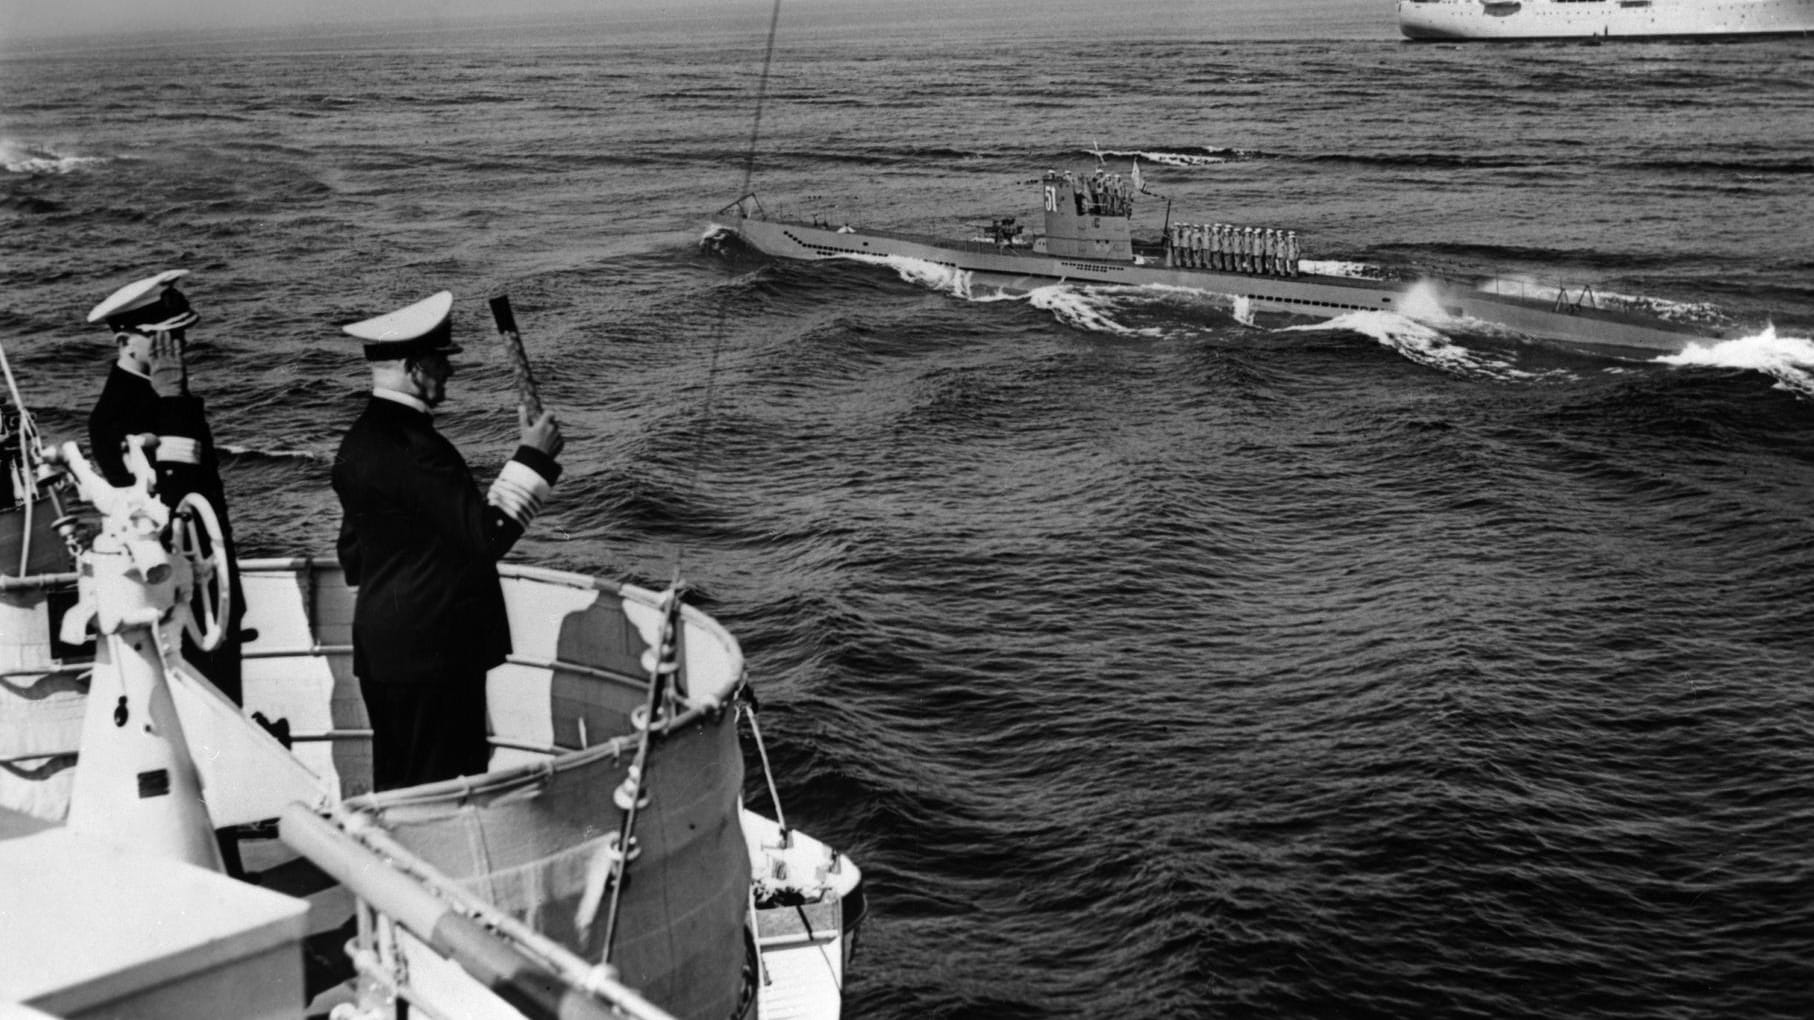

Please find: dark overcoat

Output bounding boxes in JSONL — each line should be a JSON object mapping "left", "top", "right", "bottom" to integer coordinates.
{"left": 331, "top": 397, "right": 557, "bottom": 685}
{"left": 88, "top": 364, "right": 246, "bottom": 698}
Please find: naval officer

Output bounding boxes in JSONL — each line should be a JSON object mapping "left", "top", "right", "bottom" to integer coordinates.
{"left": 332, "top": 291, "right": 564, "bottom": 792}
{"left": 87, "top": 270, "right": 247, "bottom": 703}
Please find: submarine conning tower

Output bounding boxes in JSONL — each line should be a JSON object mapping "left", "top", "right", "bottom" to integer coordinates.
{"left": 1042, "top": 169, "right": 1133, "bottom": 262}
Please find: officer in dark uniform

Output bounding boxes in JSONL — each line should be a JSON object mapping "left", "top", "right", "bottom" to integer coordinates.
{"left": 332, "top": 291, "right": 564, "bottom": 792}
{"left": 87, "top": 270, "right": 247, "bottom": 704}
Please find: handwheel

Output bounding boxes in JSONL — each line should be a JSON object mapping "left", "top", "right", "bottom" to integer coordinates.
{"left": 172, "top": 492, "right": 230, "bottom": 651}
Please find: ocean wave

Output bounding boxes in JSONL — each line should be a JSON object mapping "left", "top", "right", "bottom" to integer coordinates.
{"left": 1082, "top": 146, "right": 1241, "bottom": 168}
{"left": 1304, "top": 150, "right": 1529, "bottom": 170}
{"left": 1020, "top": 284, "right": 1169, "bottom": 339}
{"left": 840, "top": 252, "right": 978, "bottom": 300}
{"left": 0, "top": 138, "right": 106, "bottom": 175}
{"left": 1610, "top": 157, "right": 1814, "bottom": 176}
{"left": 1281, "top": 309, "right": 1526, "bottom": 379}
{"left": 218, "top": 444, "right": 325, "bottom": 463}
{"left": 1657, "top": 326, "right": 1814, "bottom": 397}
{"left": 837, "top": 253, "right": 1183, "bottom": 339}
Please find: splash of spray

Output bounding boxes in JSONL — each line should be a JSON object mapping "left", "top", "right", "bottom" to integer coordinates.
{"left": 844, "top": 253, "right": 975, "bottom": 299}
{"left": 0, "top": 138, "right": 104, "bottom": 175}
{"left": 1024, "top": 284, "right": 1159, "bottom": 336}
{"left": 1658, "top": 324, "right": 1814, "bottom": 396}
{"left": 1281, "top": 309, "right": 1536, "bottom": 380}
{"left": 1395, "top": 279, "right": 1454, "bottom": 323}
{"left": 841, "top": 253, "right": 1171, "bottom": 338}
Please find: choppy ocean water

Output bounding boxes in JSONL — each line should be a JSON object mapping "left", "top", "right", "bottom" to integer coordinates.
{"left": 5, "top": 9, "right": 1814, "bottom": 1018}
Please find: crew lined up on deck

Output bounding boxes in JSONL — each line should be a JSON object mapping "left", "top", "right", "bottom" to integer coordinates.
{"left": 1167, "top": 223, "right": 1300, "bottom": 276}
{"left": 1055, "top": 169, "right": 1135, "bottom": 217}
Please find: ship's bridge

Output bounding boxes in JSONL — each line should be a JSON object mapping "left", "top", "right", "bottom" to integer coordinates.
{"left": 1042, "top": 169, "right": 1133, "bottom": 262}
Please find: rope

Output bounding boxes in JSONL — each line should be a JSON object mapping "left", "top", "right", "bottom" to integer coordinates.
{"left": 676, "top": 0, "right": 783, "bottom": 582}
{"left": 736, "top": 0, "right": 785, "bottom": 206}
{"left": 601, "top": 0, "right": 797, "bottom": 980}
{"left": 740, "top": 698, "right": 789, "bottom": 839}
{"left": 712, "top": 0, "right": 796, "bottom": 860}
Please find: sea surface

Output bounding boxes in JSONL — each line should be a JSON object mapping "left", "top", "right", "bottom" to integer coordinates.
{"left": 5, "top": 8, "right": 1814, "bottom": 1019}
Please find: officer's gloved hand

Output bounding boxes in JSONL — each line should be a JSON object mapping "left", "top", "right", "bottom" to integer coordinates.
{"left": 147, "top": 331, "right": 189, "bottom": 398}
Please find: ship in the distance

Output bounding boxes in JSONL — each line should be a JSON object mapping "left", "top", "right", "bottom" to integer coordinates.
{"left": 1399, "top": 0, "right": 1814, "bottom": 42}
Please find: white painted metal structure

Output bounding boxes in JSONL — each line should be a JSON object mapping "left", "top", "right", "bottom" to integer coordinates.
{"left": 0, "top": 822, "right": 309, "bottom": 1020}
{"left": 1398, "top": 0, "right": 1814, "bottom": 41}
{"left": 2, "top": 498, "right": 862, "bottom": 1020}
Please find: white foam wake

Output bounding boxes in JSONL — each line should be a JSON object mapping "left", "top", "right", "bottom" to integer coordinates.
{"left": 1283, "top": 309, "right": 1530, "bottom": 379}
{"left": 1085, "top": 146, "right": 1232, "bottom": 168}
{"left": 1, "top": 138, "right": 104, "bottom": 175}
{"left": 1023, "top": 284, "right": 1168, "bottom": 338}
{"left": 843, "top": 252, "right": 976, "bottom": 299}
{"left": 218, "top": 444, "right": 324, "bottom": 462}
{"left": 842, "top": 252, "right": 1174, "bottom": 337}
{"left": 1393, "top": 279, "right": 1535, "bottom": 346}
{"left": 1657, "top": 325, "right": 1814, "bottom": 396}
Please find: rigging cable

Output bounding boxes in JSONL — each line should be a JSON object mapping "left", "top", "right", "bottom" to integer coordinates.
{"left": 676, "top": 0, "right": 784, "bottom": 583}
{"left": 602, "top": 0, "right": 790, "bottom": 982}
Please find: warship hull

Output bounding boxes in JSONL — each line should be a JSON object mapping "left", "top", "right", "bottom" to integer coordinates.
{"left": 1398, "top": 0, "right": 1814, "bottom": 41}
{"left": 1, "top": 542, "right": 864, "bottom": 1020}
{"left": 729, "top": 213, "right": 1722, "bottom": 360}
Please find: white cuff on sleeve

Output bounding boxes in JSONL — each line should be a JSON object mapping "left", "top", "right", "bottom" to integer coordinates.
{"left": 156, "top": 436, "right": 201, "bottom": 465}
{"left": 488, "top": 459, "right": 554, "bottom": 528}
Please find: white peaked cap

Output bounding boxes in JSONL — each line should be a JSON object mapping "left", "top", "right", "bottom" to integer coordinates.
{"left": 88, "top": 269, "right": 198, "bottom": 331}
{"left": 342, "top": 291, "right": 463, "bottom": 360}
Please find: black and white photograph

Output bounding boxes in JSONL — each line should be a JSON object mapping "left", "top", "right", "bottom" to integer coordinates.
{"left": 3, "top": 0, "right": 1812, "bottom": 1017}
